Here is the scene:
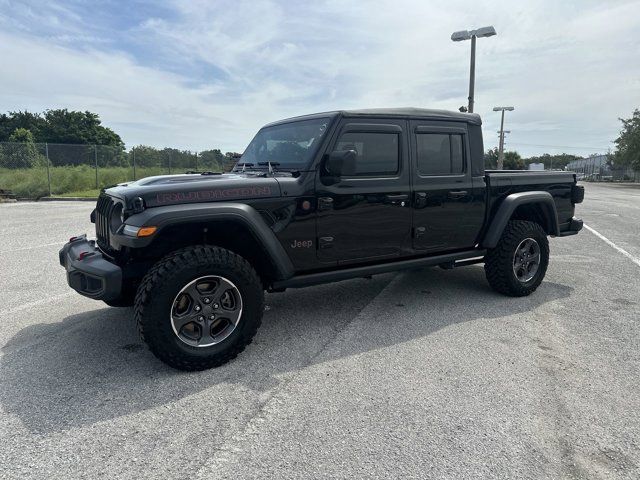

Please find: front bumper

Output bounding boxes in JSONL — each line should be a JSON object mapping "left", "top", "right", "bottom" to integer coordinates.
{"left": 59, "top": 235, "right": 122, "bottom": 301}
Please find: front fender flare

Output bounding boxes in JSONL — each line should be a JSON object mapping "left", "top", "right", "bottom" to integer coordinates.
{"left": 113, "top": 202, "right": 295, "bottom": 280}
{"left": 481, "top": 191, "right": 559, "bottom": 249}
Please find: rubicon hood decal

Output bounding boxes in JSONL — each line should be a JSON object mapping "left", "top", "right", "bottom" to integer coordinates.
{"left": 154, "top": 185, "right": 273, "bottom": 205}
{"left": 104, "top": 174, "right": 281, "bottom": 207}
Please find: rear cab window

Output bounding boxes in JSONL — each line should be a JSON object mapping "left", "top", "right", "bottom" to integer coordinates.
{"left": 416, "top": 133, "right": 465, "bottom": 176}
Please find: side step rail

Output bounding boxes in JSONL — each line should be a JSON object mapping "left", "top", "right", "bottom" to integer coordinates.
{"left": 438, "top": 256, "right": 486, "bottom": 270}
{"left": 271, "top": 250, "right": 486, "bottom": 290}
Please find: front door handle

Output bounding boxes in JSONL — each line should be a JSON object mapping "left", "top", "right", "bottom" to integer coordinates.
{"left": 385, "top": 194, "right": 409, "bottom": 201}
{"left": 448, "top": 190, "right": 468, "bottom": 199}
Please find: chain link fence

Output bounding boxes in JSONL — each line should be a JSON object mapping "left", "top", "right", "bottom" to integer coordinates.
{"left": 0, "top": 142, "right": 238, "bottom": 198}
{"left": 565, "top": 154, "right": 640, "bottom": 183}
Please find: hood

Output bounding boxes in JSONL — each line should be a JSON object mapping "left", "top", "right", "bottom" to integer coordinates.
{"left": 105, "top": 172, "right": 281, "bottom": 208}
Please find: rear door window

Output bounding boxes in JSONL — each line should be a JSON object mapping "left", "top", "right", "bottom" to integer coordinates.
{"left": 416, "top": 133, "right": 465, "bottom": 175}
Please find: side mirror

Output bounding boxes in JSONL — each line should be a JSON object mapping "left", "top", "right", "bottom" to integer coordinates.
{"left": 324, "top": 149, "right": 356, "bottom": 177}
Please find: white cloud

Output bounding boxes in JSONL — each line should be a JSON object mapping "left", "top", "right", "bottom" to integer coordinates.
{"left": 0, "top": 0, "right": 639, "bottom": 156}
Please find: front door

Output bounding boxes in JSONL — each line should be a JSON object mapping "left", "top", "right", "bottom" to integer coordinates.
{"left": 315, "top": 119, "right": 412, "bottom": 263}
{"left": 410, "top": 121, "right": 484, "bottom": 251}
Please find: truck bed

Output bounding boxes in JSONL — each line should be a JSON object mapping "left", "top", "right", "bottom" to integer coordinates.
{"left": 484, "top": 170, "right": 579, "bottom": 235}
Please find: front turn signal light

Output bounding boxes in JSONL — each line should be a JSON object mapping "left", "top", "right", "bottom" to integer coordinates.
{"left": 137, "top": 226, "right": 158, "bottom": 237}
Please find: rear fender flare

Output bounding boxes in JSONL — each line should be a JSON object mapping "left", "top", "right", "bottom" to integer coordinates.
{"left": 481, "top": 191, "right": 559, "bottom": 249}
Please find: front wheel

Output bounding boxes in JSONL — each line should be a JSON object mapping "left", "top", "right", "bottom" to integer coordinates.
{"left": 484, "top": 220, "right": 549, "bottom": 297}
{"left": 134, "top": 246, "right": 264, "bottom": 371}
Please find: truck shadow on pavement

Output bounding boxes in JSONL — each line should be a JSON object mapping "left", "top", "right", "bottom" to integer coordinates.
{"left": 0, "top": 265, "right": 572, "bottom": 434}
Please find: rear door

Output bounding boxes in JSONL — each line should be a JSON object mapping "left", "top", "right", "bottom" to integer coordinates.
{"left": 315, "top": 119, "right": 412, "bottom": 263}
{"left": 410, "top": 121, "right": 484, "bottom": 251}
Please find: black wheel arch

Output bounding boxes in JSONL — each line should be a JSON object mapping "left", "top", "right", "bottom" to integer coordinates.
{"left": 114, "top": 202, "right": 295, "bottom": 283}
{"left": 481, "top": 191, "right": 559, "bottom": 249}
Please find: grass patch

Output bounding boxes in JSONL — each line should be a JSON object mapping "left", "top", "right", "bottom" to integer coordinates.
{"left": 0, "top": 165, "right": 214, "bottom": 198}
{"left": 55, "top": 189, "right": 101, "bottom": 198}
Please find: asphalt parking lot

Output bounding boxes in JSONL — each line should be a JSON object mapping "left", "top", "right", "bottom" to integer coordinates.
{"left": 0, "top": 182, "right": 639, "bottom": 479}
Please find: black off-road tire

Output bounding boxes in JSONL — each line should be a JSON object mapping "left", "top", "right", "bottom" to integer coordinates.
{"left": 103, "top": 286, "right": 136, "bottom": 308}
{"left": 134, "top": 245, "right": 264, "bottom": 371}
{"left": 484, "top": 220, "right": 549, "bottom": 297}
{"left": 103, "top": 296, "right": 134, "bottom": 308}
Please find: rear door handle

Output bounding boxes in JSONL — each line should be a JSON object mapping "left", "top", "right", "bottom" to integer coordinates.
{"left": 448, "top": 190, "right": 468, "bottom": 198}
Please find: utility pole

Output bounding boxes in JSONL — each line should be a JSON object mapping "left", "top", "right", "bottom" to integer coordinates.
{"left": 493, "top": 106, "right": 514, "bottom": 169}
{"left": 451, "top": 26, "right": 496, "bottom": 113}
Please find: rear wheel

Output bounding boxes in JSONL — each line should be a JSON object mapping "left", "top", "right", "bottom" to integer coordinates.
{"left": 484, "top": 220, "right": 549, "bottom": 297}
{"left": 134, "top": 245, "right": 263, "bottom": 371}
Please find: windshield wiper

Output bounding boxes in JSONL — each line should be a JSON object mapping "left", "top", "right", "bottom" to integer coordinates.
{"left": 233, "top": 162, "right": 255, "bottom": 173}
{"left": 256, "top": 161, "right": 302, "bottom": 177}
{"left": 257, "top": 161, "right": 281, "bottom": 175}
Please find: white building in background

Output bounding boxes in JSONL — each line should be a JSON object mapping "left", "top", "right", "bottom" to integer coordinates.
{"left": 565, "top": 154, "right": 610, "bottom": 178}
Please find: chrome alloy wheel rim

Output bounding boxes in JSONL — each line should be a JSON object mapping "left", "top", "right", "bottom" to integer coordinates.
{"left": 512, "top": 238, "right": 541, "bottom": 283}
{"left": 170, "top": 275, "right": 243, "bottom": 347}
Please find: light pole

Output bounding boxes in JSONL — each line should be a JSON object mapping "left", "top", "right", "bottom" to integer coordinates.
{"left": 451, "top": 26, "right": 496, "bottom": 113}
{"left": 493, "top": 106, "right": 514, "bottom": 170}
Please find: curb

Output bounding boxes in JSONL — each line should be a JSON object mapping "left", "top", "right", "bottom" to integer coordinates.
{"left": 39, "top": 197, "right": 98, "bottom": 202}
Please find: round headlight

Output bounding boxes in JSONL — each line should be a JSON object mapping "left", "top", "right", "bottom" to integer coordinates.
{"left": 109, "top": 203, "right": 124, "bottom": 233}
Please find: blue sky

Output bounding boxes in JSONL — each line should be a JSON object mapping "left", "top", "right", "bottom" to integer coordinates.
{"left": 1, "top": 0, "right": 639, "bottom": 157}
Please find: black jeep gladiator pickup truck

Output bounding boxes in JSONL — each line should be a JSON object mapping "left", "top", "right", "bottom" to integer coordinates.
{"left": 60, "top": 108, "right": 584, "bottom": 370}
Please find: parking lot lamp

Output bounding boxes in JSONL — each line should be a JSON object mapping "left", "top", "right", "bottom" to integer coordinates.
{"left": 451, "top": 26, "right": 497, "bottom": 113}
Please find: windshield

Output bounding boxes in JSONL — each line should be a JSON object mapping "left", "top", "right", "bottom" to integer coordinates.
{"left": 239, "top": 117, "right": 330, "bottom": 170}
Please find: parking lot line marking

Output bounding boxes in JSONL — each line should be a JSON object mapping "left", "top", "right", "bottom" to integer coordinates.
{"left": 0, "top": 242, "right": 64, "bottom": 254}
{"left": 584, "top": 224, "right": 640, "bottom": 268}
{"left": 0, "top": 292, "right": 74, "bottom": 317}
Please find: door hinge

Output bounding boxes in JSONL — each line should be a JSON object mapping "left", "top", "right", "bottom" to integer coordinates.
{"left": 318, "top": 197, "right": 334, "bottom": 211}
{"left": 414, "top": 192, "right": 428, "bottom": 209}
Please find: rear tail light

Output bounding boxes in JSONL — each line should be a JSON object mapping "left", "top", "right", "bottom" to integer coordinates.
{"left": 571, "top": 185, "right": 585, "bottom": 204}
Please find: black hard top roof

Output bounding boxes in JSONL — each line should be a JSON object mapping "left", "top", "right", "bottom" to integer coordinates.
{"left": 264, "top": 108, "right": 482, "bottom": 127}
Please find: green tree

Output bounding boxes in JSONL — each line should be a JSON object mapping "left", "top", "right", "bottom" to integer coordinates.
{"left": 613, "top": 109, "right": 640, "bottom": 169}
{"left": 0, "top": 128, "right": 44, "bottom": 168}
{"left": 484, "top": 147, "right": 498, "bottom": 169}
{"left": 0, "top": 109, "right": 124, "bottom": 148}
{"left": 131, "top": 145, "right": 162, "bottom": 168}
{"left": 483, "top": 148, "right": 524, "bottom": 169}
{"left": 0, "top": 111, "right": 46, "bottom": 141}
{"left": 200, "top": 149, "right": 225, "bottom": 171}
{"left": 503, "top": 151, "right": 525, "bottom": 170}
{"left": 223, "top": 152, "right": 242, "bottom": 172}
{"left": 9, "top": 127, "right": 35, "bottom": 143}
{"left": 524, "top": 153, "right": 582, "bottom": 170}
{"left": 41, "top": 109, "right": 124, "bottom": 147}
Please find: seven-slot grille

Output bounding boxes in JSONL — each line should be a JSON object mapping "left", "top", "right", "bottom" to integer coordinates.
{"left": 95, "top": 194, "right": 117, "bottom": 251}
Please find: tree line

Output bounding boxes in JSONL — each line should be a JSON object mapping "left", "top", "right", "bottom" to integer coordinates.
{"left": 485, "top": 108, "right": 640, "bottom": 171}
{"left": 0, "top": 110, "right": 239, "bottom": 170}
{"left": 483, "top": 149, "right": 584, "bottom": 170}
{"left": 2, "top": 107, "right": 639, "bottom": 172}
